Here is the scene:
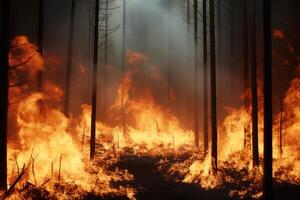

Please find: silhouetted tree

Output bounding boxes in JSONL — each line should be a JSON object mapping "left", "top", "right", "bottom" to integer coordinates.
{"left": 37, "top": 0, "right": 44, "bottom": 91}
{"left": 103, "top": 0, "right": 109, "bottom": 121}
{"left": 64, "top": 0, "right": 76, "bottom": 116}
{"left": 263, "top": 0, "right": 273, "bottom": 199}
{"left": 243, "top": 0, "right": 251, "bottom": 150}
{"left": 0, "top": 0, "right": 10, "bottom": 191}
{"left": 90, "top": 0, "right": 100, "bottom": 160}
{"left": 121, "top": 0, "right": 126, "bottom": 140}
{"left": 193, "top": 0, "right": 199, "bottom": 149}
{"left": 210, "top": 0, "right": 218, "bottom": 171}
{"left": 251, "top": 0, "right": 259, "bottom": 167}
{"left": 202, "top": 0, "right": 209, "bottom": 155}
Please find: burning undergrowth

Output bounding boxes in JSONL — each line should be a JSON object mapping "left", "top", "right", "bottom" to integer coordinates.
{"left": 4, "top": 36, "right": 136, "bottom": 200}
{"left": 4, "top": 33, "right": 300, "bottom": 200}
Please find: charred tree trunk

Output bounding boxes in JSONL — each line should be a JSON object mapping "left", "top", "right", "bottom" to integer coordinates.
{"left": 37, "top": 0, "right": 44, "bottom": 91}
{"left": 263, "top": 0, "right": 273, "bottom": 199}
{"left": 243, "top": 0, "right": 250, "bottom": 150}
{"left": 193, "top": 0, "right": 199, "bottom": 149}
{"left": 0, "top": 0, "right": 9, "bottom": 191}
{"left": 229, "top": 0, "right": 235, "bottom": 95}
{"left": 64, "top": 0, "right": 76, "bottom": 116}
{"left": 210, "top": 0, "right": 218, "bottom": 171}
{"left": 103, "top": 0, "right": 109, "bottom": 121}
{"left": 121, "top": 0, "right": 126, "bottom": 143}
{"left": 251, "top": 0, "right": 259, "bottom": 167}
{"left": 90, "top": 0, "right": 100, "bottom": 160}
{"left": 202, "top": 0, "right": 209, "bottom": 154}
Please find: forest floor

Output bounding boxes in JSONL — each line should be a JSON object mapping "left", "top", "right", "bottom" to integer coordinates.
{"left": 112, "top": 155, "right": 300, "bottom": 200}
{"left": 115, "top": 155, "right": 235, "bottom": 200}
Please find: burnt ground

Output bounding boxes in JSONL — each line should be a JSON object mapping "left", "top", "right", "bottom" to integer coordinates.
{"left": 113, "top": 155, "right": 300, "bottom": 200}
{"left": 115, "top": 155, "right": 233, "bottom": 200}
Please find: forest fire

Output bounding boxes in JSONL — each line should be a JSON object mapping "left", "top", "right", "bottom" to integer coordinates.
{"left": 1, "top": 0, "right": 300, "bottom": 200}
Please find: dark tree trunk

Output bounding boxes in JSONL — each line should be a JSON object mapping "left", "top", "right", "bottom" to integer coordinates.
{"left": 121, "top": 0, "right": 126, "bottom": 143}
{"left": 103, "top": 0, "right": 109, "bottom": 121}
{"left": 263, "top": 0, "right": 273, "bottom": 199}
{"left": 167, "top": 0, "right": 171, "bottom": 102}
{"left": 229, "top": 0, "right": 235, "bottom": 94}
{"left": 193, "top": 0, "right": 199, "bottom": 149}
{"left": 37, "top": 0, "right": 44, "bottom": 91}
{"left": 243, "top": 0, "right": 250, "bottom": 150}
{"left": 0, "top": 0, "right": 9, "bottom": 191}
{"left": 210, "top": 0, "right": 218, "bottom": 171}
{"left": 202, "top": 0, "right": 209, "bottom": 154}
{"left": 251, "top": 0, "right": 259, "bottom": 167}
{"left": 64, "top": 0, "right": 76, "bottom": 116}
{"left": 90, "top": 0, "right": 100, "bottom": 160}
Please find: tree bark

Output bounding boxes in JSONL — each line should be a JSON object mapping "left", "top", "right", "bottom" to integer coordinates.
{"left": 37, "top": 0, "right": 44, "bottom": 91}
{"left": 64, "top": 0, "right": 76, "bottom": 117}
{"left": 121, "top": 0, "right": 126, "bottom": 142}
{"left": 210, "top": 0, "right": 218, "bottom": 171}
{"left": 193, "top": 0, "right": 199, "bottom": 149}
{"left": 243, "top": 0, "right": 250, "bottom": 150}
{"left": 263, "top": 0, "right": 273, "bottom": 199}
{"left": 103, "top": 0, "right": 109, "bottom": 121}
{"left": 202, "top": 0, "right": 209, "bottom": 154}
{"left": 0, "top": 0, "right": 9, "bottom": 191}
{"left": 90, "top": 0, "right": 100, "bottom": 160}
{"left": 251, "top": 0, "right": 259, "bottom": 167}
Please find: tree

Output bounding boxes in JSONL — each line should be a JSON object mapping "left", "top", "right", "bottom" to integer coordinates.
{"left": 37, "top": 0, "right": 44, "bottom": 91}
{"left": 251, "top": 0, "right": 259, "bottom": 167}
{"left": 243, "top": 0, "right": 251, "bottom": 150}
{"left": 64, "top": 0, "right": 76, "bottom": 116}
{"left": 202, "top": 0, "right": 209, "bottom": 155}
{"left": 90, "top": 0, "right": 100, "bottom": 160}
{"left": 263, "top": 0, "right": 273, "bottom": 199}
{"left": 193, "top": 0, "right": 199, "bottom": 149}
{"left": 121, "top": 0, "right": 126, "bottom": 140}
{"left": 0, "top": 0, "right": 10, "bottom": 191}
{"left": 103, "top": 0, "right": 109, "bottom": 121}
{"left": 210, "top": 0, "right": 218, "bottom": 171}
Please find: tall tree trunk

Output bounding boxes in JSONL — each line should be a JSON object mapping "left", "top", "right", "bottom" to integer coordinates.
{"left": 243, "top": 0, "right": 250, "bottom": 150}
{"left": 186, "top": 0, "right": 190, "bottom": 126}
{"left": 202, "top": 0, "right": 209, "bottom": 154}
{"left": 251, "top": 0, "right": 259, "bottom": 167}
{"left": 210, "top": 0, "right": 218, "bottom": 171}
{"left": 229, "top": 0, "right": 235, "bottom": 96}
{"left": 263, "top": 0, "right": 273, "bottom": 199}
{"left": 0, "top": 0, "right": 9, "bottom": 191}
{"left": 90, "top": 0, "right": 100, "bottom": 160}
{"left": 193, "top": 0, "right": 199, "bottom": 149}
{"left": 37, "top": 0, "right": 44, "bottom": 91}
{"left": 103, "top": 0, "right": 109, "bottom": 121}
{"left": 121, "top": 0, "right": 126, "bottom": 143}
{"left": 64, "top": 0, "right": 76, "bottom": 116}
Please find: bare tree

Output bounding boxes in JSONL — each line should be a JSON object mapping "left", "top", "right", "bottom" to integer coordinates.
{"left": 0, "top": 0, "right": 10, "bottom": 191}
{"left": 202, "top": 0, "right": 209, "bottom": 155}
{"left": 263, "top": 0, "right": 273, "bottom": 199}
{"left": 102, "top": 0, "right": 109, "bottom": 121}
{"left": 121, "top": 0, "right": 126, "bottom": 140}
{"left": 37, "top": 0, "right": 44, "bottom": 91}
{"left": 90, "top": 0, "right": 100, "bottom": 160}
{"left": 64, "top": 0, "right": 76, "bottom": 116}
{"left": 251, "top": 0, "right": 259, "bottom": 167}
{"left": 243, "top": 0, "right": 251, "bottom": 150}
{"left": 193, "top": 0, "right": 199, "bottom": 149}
{"left": 210, "top": 0, "right": 218, "bottom": 171}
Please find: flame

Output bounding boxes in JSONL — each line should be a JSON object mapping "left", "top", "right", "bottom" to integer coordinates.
{"left": 6, "top": 36, "right": 135, "bottom": 199}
